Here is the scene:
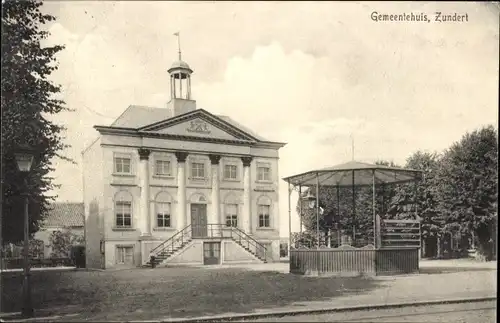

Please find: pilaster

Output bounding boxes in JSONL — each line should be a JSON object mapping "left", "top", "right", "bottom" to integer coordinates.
{"left": 175, "top": 151, "right": 189, "bottom": 230}
{"left": 209, "top": 154, "right": 221, "bottom": 225}
{"left": 138, "top": 148, "right": 151, "bottom": 236}
{"left": 241, "top": 156, "right": 253, "bottom": 234}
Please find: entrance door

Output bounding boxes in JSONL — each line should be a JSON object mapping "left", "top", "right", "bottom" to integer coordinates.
{"left": 116, "top": 246, "right": 134, "bottom": 266}
{"left": 191, "top": 203, "right": 208, "bottom": 238}
{"left": 203, "top": 242, "right": 221, "bottom": 265}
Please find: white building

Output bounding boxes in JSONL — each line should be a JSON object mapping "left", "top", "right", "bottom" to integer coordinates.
{"left": 82, "top": 55, "right": 286, "bottom": 269}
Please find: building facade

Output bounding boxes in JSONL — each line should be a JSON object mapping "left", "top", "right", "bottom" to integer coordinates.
{"left": 82, "top": 57, "right": 286, "bottom": 269}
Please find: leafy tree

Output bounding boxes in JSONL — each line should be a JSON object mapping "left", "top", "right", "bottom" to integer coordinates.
{"left": 291, "top": 231, "right": 319, "bottom": 249}
{"left": 1, "top": 0, "right": 70, "bottom": 244}
{"left": 387, "top": 151, "right": 442, "bottom": 239}
{"left": 297, "top": 186, "right": 354, "bottom": 236}
{"left": 28, "top": 238, "right": 44, "bottom": 258}
{"left": 1, "top": 239, "right": 44, "bottom": 258}
{"left": 373, "top": 160, "right": 401, "bottom": 215}
{"left": 49, "top": 230, "right": 84, "bottom": 258}
{"left": 434, "top": 126, "right": 498, "bottom": 260}
{"left": 294, "top": 160, "right": 402, "bottom": 246}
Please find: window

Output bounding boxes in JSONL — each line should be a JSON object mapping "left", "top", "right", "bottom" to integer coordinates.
{"left": 191, "top": 162, "right": 205, "bottom": 178}
{"left": 257, "top": 165, "right": 271, "bottom": 181}
{"left": 258, "top": 204, "right": 271, "bottom": 228}
{"left": 155, "top": 160, "right": 171, "bottom": 176}
{"left": 157, "top": 202, "right": 171, "bottom": 227}
{"left": 225, "top": 204, "right": 238, "bottom": 227}
{"left": 224, "top": 164, "right": 238, "bottom": 180}
{"left": 114, "top": 157, "right": 131, "bottom": 174}
{"left": 115, "top": 201, "right": 132, "bottom": 228}
{"left": 116, "top": 246, "right": 133, "bottom": 265}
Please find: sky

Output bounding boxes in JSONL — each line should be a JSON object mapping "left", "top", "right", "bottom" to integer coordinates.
{"left": 40, "top": 1, "right": 499, "bottom": 237}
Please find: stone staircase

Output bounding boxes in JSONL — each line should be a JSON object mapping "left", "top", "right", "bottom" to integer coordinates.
{"left": 233, "top": 240, "right": 267, "bottom": 263}
{"left": 147, "top": 224, "right": 269, "bottom": 267}
{"left": 147, "top": 238, "right": 193, "bottom": 267}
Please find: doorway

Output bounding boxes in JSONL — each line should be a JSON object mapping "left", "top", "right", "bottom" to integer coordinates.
{"left": 115, "top": 246, "right": 134, "bottom": 266}
{"left": 203, "top": 242, "right": 221, "bottom": 265}
{"left": 191, "top": 203, "right": 208, "bottom": 238}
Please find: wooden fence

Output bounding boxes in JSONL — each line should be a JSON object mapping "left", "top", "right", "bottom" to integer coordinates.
{"left": 0, "top": 257, "right": 74, "bottom": 270}
{"left": 376, "top": 248, "right": 419, "bottom": 274}
{"left": 290, "top": 247, "right": 419, "bottom": 276}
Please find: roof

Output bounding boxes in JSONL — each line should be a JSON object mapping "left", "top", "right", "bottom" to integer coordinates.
{"left": 283, "top": 160, "right": 423, "bottom": 187}
{"left": 111, "top": 105, "right": 173, "bottom": 128}
{"left": 217, "top": 115, "right": 268, "bottom": 142}
{"left": 168, "top": 60, "right": 193, "bottom": 73}
{"left": 110, "top": 105, "right": 270, "bottom": 142}
{"left": 42, "top": 202, "right": 84, "bottom": 228}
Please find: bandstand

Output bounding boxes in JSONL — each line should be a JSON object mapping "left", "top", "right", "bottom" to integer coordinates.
{"left": 283, "top": 161, "right": 423, "bottom": 276}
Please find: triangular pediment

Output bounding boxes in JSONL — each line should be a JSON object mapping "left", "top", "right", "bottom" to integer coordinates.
{"left": 152, "top": 116, "right": 242, "bottom": 140}
{"left": 138, "top": 109, "right": 258, "bottom": 142}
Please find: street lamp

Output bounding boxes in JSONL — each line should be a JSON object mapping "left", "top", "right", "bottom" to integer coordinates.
{"left": 14, "top": 143, "right": 36, "bottom": 317}
{"left": 302, "top": 190, "right": 324, "bottom": 249}
{"left": 303, "top": 190, "right": 316, "bottom": 209}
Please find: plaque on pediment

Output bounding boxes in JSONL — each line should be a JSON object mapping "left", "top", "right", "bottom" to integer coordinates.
{"left": 186, "top": 120, "right": 211, "bottom": 134}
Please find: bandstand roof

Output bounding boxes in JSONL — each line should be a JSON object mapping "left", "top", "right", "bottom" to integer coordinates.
{"left": 282, "top": 161, "right": 422, "bottom": 187}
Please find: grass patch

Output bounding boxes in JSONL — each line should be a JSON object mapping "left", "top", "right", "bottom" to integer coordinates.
{"left": 1, "top": 267, "right": 379, "bottom": 321}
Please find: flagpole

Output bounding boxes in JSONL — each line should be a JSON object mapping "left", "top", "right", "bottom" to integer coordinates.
{"left": 174, "top": 32, "right": 181, "bottom": 60}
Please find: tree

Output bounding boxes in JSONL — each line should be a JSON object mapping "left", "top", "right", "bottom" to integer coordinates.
{"left": 295, "top": 160, "right": 401, "bottom": 246}
{"left": 373, "top": 160, "right": 401, "bottom": 215}
{"left": 434, "top": 126, "right": 498, "bottom": 260}
{"left": 49, "top": 230, "right": 84, "bottom": 258}
{"left": 1, "top": 0, "right": 70, "bottom": 244}
{"left": 387, "top": 151, "right": 442, "bottom": 239}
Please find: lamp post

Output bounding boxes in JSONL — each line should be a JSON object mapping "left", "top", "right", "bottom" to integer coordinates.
{"left": 14, "top": 144, "right": 35, "bottom": 317}
{"left": 302, "top": 190, "right": 324, "bottom": 249}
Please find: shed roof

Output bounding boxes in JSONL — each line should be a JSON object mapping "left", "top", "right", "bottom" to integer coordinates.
{"left": 42, "top": 202, "right": 84, "bottom": 228}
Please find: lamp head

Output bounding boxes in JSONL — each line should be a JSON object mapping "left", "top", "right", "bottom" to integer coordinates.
{"left": 14, "top": 142, "right": 36, "bottom": 173}
{"left": 302, "top": 190, "right": 317, "bottom": 209}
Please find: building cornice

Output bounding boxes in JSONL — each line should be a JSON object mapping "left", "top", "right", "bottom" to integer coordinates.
{"left": 94, "top": 125, "right": 286, "bottom": 149}
{"left": 101, "top": 143, "right": 282, "bottom": 160}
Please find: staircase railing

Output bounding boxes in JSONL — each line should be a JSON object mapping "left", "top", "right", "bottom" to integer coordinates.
{"left": 149, "top": 224, "right": 192, "bottom": 257}
{"left": 149, "top": 223, "right": 269, "bottom": 262}
{"left": 230, "top": 227, "right": 268, "bottom": 261}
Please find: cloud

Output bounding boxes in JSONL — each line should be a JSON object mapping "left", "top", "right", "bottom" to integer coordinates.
{"left": 39, "top": 2, "right": 498, "bottom": 238}
{"left": 47, "top": 23, "right": 80, "bottom": 44}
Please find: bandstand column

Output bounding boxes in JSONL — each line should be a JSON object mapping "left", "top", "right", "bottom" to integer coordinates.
{"left": 287, "top": 182, "right": 292, "bottom": 257}
{"left": 372, "top": 170, "right": 377, "bottom": 248}
{"left": 299, "top": 184, "right": 302, "bottom": 234}
{"left": 209, "top": 154, "right": 221, "bottom": 225}
{"left": 241, "top": 156, "right": 253, "bottom": 234}
{"left": 175, "top": 152, "right": 189, "bottom": 230}
{"left": 138, "top": 148, "right": 151, "bottom": 236}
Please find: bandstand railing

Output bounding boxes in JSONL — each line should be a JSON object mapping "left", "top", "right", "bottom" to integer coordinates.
{"left": 290, "top": 217, "right": 421, "bottom": 276}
